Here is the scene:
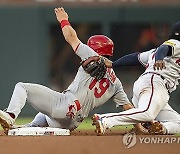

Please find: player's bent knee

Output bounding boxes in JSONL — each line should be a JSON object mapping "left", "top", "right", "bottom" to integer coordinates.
{"left": 51, "top": 101, "right": 81, "bottom": 120}
{"left": 15, "top": 82, "right": 25, "bottom": 88}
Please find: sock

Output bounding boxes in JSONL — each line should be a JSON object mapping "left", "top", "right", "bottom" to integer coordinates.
{"left": 6, "top": 112, "right": 15, "bottom": 119}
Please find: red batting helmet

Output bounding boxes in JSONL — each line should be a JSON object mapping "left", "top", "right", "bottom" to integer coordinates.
{"left": 87, "top": 35, "right": 114, "bottom": 56}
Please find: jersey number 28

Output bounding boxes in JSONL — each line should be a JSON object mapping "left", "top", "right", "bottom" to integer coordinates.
{"left": 89, "top": 78, "right": 110, "bottom": 98}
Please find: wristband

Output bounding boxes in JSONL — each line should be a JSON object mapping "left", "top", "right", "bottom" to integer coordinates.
{"left": 60, "top": 20, "right": 70, "bottom": 29}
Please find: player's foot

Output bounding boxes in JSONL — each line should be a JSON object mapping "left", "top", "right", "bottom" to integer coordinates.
{"left": 0, "top": 110, "right": 15, "bottom": 134}
{"left": 91, "top": 114, "right": 107, "bottom": 136}
{"left": 12, "top": 122, "right": 40, "bottom": 129}
{"left": 148, "top": 121, "right": 167, "bottom": 135}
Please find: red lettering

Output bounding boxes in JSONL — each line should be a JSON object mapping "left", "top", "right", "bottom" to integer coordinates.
{"left": 107, "top": 68, "right": 116, "bottom": 83}
{"left": 89, "top": 78, "right": 110, "bottom": 98}
{"left": 94, "top": 78, "right": 110, "bottom": 98}
{"left": 176, "top": 59, "right": 180, "bottom": 66}
{"left": 89, "top": 78, "right": 98, "bottom": 90}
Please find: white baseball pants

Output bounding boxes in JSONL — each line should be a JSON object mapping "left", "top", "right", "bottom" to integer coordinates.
{"left": 6, "top": 82, "right": 82, "bottom": 130}
{"left": 99, "top": 73, "right": 180, "bottom": 134}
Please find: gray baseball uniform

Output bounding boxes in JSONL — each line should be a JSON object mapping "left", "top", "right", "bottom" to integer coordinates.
{"left": 6, "top": 43, "right": 129, "bottom": 130}
{"left": 98, "top": 39, "right": 180, "bottom": 134}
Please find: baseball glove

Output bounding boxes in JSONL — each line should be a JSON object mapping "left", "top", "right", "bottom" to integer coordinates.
{"left": 81, "top": 56, "right": 107, "bottom": 80}
{"left": 133, "top": 121, "right": 166, "bottom": 135}
{"left": 147, "top": 121, "right": 166, "bottom": 135}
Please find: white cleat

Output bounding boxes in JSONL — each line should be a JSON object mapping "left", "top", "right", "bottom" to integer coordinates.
{"left": 0, "top": 110, "right": 15, "bottom": 134}
{"left": 11, "top": 124, "right": 25, "bottom": 129}
{"left": 91, "top": 114, "right": 107, "bottom": 136}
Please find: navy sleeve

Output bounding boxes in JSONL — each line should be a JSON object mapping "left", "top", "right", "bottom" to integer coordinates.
{"left": 112, "top": 52, "right": 141, "bottom": 68}
{"left": 155, "top": 45, "right": 172, "bottom": 61}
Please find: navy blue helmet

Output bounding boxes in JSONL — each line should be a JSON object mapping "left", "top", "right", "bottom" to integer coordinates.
{"left": 170, "top": 21, "right": 180, "bottom": 41}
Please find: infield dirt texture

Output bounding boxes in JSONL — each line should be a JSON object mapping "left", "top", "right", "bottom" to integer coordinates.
{"left": 0, "top": 130, "right": 179, "bottom": 154}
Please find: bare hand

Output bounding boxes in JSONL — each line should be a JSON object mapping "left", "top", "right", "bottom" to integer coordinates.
{"left": 153, "top": 60, "right": 166, "bottom": 70}
{"left": 102, "top": 57, "right": 113, "bottom": 68}
{"left": 133, "top": 123, "right": 149, "bottom": 134}
{"left": 54, "top": 7, "right": 69, "bottom": 22}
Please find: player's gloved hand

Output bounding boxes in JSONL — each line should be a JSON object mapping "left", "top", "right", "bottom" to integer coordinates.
{"left": 153, "top": 60, "right": 166, "bottom": 70}
{"left": 133, "top": 121, "right": 166, "bottom": 135}
{"left": 103, "top": 57, "right": 113, "bottom": 68}
{"left": 147, "top": 121, "right": 167, "bottom": 135}
{"left": 81, "top": 56, "right": 107, "bottom": 80}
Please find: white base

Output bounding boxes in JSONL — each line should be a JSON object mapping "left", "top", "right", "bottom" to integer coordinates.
{"left": 8, "top": 127, "right": 70, "bottom": 136}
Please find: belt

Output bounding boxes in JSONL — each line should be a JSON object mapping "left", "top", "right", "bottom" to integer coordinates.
{"left": 142, "top": 72, "right": 165, "bottom": 80}
{"left": 142, "top": 72, "right": 169, "bottom": 93}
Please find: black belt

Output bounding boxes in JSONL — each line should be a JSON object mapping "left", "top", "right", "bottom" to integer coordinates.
{"left": 142, "top": 72, "right": 169, "bottom": 93}
{"left": 142, "top": 72, "right": 165, "bottom": 80}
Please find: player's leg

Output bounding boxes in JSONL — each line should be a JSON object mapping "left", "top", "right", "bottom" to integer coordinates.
{"left": 0, "top": 82, "right": 61, "bottom": 132}
{"left": 0, "top": 82, "right": 66, "bottom": 132}
{"left": 156, "top": 103, "right": 180, "bottom": 134}
{"left": 93, "top": 76, "right": 169, "bottom": 134}
{"left": 26, "top": 112, "right": 49, "bottom": 127}
{"left": 12, "top": 112, "right": 49, "bottom": 128}
{"left": 0, "top": 82, "right": 81, "bottom": 132}
{"left": 45, "top": 115, "right": 63, "bottom": 128}
{"left": 6, "top": 82, "right": 62, "bottom": 119}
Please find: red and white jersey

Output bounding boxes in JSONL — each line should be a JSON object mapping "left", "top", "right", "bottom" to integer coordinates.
{"left": 66, "top": 43, "right": 129, "bottom": 118}
{"left": 139, "top": 39, "right": 180, "bottom": 92}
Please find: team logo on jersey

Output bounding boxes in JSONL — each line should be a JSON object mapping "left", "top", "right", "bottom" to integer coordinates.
{"left": 107, "top": 68, "right": 116, "bottom": 83}
{"left": 175, "top": 59, "right": 180, "bottom": 66}
{"left": 66, "top": 104, "right": 76, "bottom": 118}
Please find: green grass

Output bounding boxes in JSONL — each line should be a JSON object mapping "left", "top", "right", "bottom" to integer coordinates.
{"left": 0, "top": 117, "right": 33, "bottom": 130}
{"left": 3, "top": 117, "right": 180, "bottom": 137}
{"left": 77, "top": 119, "right": 180, "bottom": 135}
{"left": 77, "top": 118, "right": 133, "bottom": 130}
{"left": 1, "top": 117, "right": 180, "bottom": 138}
{"left": 0, "top": 117, "right": 133, "bottom": 131}
{"left": 15, "top": 117, "right": 33, "bottom": 125}
{"left": 175, "top": 133, "right": 180, "bottom": 136}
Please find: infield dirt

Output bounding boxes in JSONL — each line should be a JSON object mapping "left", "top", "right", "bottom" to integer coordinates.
{"left": 0, "top": 130, "right": 179, "bottom": 154}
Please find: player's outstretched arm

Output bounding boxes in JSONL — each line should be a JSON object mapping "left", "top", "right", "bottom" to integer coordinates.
{"left": 54, "top": 7, "right": 81, "bottom": 51}
{"left": 153, "top": 45, "right": 172, "bottom": 70}
{"left": 103, "top": 52, "right": 141, "bottom": 68}
{"left": 112, "top": 52, "right": 141, "bottom": 67}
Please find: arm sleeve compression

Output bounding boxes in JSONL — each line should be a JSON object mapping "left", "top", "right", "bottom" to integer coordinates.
{"left": 155, "top": 45, "right": 172, "bottom": 61}
{"left": 112, "top": 52, "right": 141, "bottom": 68}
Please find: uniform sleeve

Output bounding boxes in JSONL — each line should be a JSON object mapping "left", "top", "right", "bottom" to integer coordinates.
{"left": 75, "top": 43, "right": 98, "bottom": 60}
{"left": 112, "top": 82, "right": 130, "bottom": 107}
{"left": 138, "top": 49, "right": 156, "bottom": 66}
{"left": 163, "top": 39, "right": 180, "bottom": 57}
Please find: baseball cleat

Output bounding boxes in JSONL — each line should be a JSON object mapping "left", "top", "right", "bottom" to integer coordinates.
{"left": 0, "top": 110, "right": 15, "bottom": 134}
{"left": 148, "top": 121, "right": 167, "bottom": 135}
{"left": 91, "top": 114, "right": 106, "bottom": 136}
{"left": 11, "top": 124, "right": 26, "bottom": 129}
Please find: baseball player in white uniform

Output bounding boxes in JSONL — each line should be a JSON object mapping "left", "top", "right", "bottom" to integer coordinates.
{"left": 92, "top": 21, "right": 180, "bottom": 135}
{"left": 0, "top": 7, "right": 134, "bottom": 134}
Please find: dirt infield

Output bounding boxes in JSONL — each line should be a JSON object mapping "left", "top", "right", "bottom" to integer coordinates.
{"left": 0, "top": 130, "right": 179, "bottom": 154}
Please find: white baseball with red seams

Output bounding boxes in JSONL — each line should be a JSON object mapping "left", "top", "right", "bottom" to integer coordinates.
{"left": 98, "top": 39, "right": 180, "bottom": 134}
{"left": 6, "top": 43, "right": 130, "bottom": 130}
